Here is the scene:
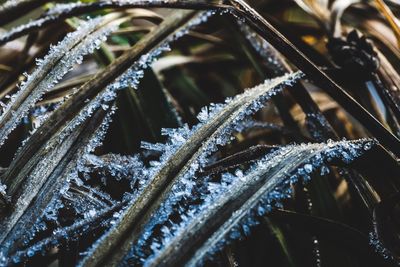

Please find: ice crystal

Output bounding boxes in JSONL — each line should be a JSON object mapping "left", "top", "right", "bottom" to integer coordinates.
{"left": 79, "top": 153, "right": 144, "bottom": 189}
{"left": 0, "top": 183, "right": 6, "bottom": 196}
{"left": 369, "top": 231, "right": 395, "bottom": 261}
{"left": 238, "top": 22, "right": 286, "bottom": 74}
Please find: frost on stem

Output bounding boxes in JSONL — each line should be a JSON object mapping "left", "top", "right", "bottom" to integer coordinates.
{"left": 0, "top": 17, "right": 117, "bottom": 148}
{"left": 79, "top": 71, "right": 301, "bottom": 265}
{"left": 8, "top": 12, "right": 220, "bottom": 249}
{"left": 129, "top": 139, "right": 376, "bottom": 266}
{"left": 187, "top": 139, "right": 376, "bottom": 266}
{"left": 237, "top": 21, "right": 287, "bottom": 75}
{"left": 0, "top": 11, "right": 219, "bottom": 258}
{"left": 369, "top": 231, "right": 395, "bottom": 261}
{"left": 78, "top": 69, "right": 303, "bottom": 266}
{"left": 56, "top": 11, "right": 217, "bottom": 147}
{"left": 0, "top": 102, "right": 118, "bottom": 264}
{"left": 79, "top": 153, "right": 144, "bottom": 189}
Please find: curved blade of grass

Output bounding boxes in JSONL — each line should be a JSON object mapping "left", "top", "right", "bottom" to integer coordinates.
{"left": 0, "top": 14, "right": 119, "bottom": 149}
{"left": 0, "top": 106, "right": 110, "bottom": 254}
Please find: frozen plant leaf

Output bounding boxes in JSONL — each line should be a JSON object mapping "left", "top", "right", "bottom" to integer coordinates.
{"left": 0, "top": 15, "right": 118, "bottom": 148}
{"left": 79, "top": 71, "right": 303, "bottom": 267}
{"left": 141, "top": 139, "right": 376, "bottom": 267}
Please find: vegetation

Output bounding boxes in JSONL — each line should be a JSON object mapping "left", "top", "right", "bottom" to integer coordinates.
{"left": 0, "top": 0, "right": 399, "bottom": 266}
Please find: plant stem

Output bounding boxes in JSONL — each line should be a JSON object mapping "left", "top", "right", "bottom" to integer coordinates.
{"left": 0, "top": 0, "right": 49, "bottom": 26}
{"left": 229, "top": 0, "right": 400, "bottom": 157}
{"left": 0, "top": 0, "right": 229, "bottom": 46}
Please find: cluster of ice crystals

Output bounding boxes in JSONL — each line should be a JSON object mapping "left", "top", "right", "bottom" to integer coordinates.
{"left": 6, "top": 198, "right": 121, "bottom": 266}
{"left": 237, "top": 22, "right": 286, "bottom": 74}
{"left": 369, "top": 231, "right": 395, "bottom": 261}
{"left": 110, "top": 10, "right": 217, "bottom": 92}
{"left": 43, "top": 198, "right": 64, "bottom": 222}
{"left": 0, "top": 16, "right": 53, "bottom": 44}
{"left": 29, "top": 105, "right": 56, "bottom": 133}
{"left": 46, "top": 101, "right": 116, "bottom": 221}
{"left": 47, "top": 2, "right": 86, "bottom": 15}
{"left": 0, "top": 97, "right": 121, "bottom": 264}
{"left": 0, "top": 0, "right": 20, "bottom": 9}
{"left": 59, "top": 103, "right": 118, "bottom": 202}
{"left": 79, "top": 152, "right": 144, "bottom": 189}
{"left": 0, "top": 17, "right": 116, "bottom": 148}
{"left": 141, "top": 72, "right": 302, "bottom": 181}
{"left": 233, "top": 118, "right": 284, "bottom": 134}
{"left": 111, "top": 43, "right": 171, "bottom": 91}
{"left": 305, "top": 113, "right": 337, "bottom": 142}
{"left": 85, "top": 105, "right": 117, "bottom": 154}
{"left": 0, "top": 183, "right": 7, "bottom": 196}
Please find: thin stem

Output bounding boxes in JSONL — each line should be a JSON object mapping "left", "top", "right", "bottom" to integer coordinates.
{"left": 229, "top": 0, "right": 400, "bottom": 157}
{"left": 374, "top": 0, "right": 400, "bottom": 47}
{"left": 0, "top": 0, "right": 49, "bottom": 26}
{"left": 0, "top": 0, "right": 230, "bottom": 46}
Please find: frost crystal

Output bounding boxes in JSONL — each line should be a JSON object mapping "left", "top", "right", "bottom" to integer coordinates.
{"left": 238, "top": 22, "right": 286, "bottom": 74}
{"left": 369, "top": 231, "right": 395, "bottom": 261}
{"left": 0, "top": 183, "right": 6, "bottom": 196}
{"left": 79, "top": 153, "right": 144, "bottom": 189}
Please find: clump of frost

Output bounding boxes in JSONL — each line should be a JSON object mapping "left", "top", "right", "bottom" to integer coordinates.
{"left": 0, "top": 183, "right": 7, "bottom": 196}
{"left": 79, "top": 153, "right": 144, "bottom": 189}
{"left": 237, "top": 22, "right": 286, "bottom": 74}
{"left": 369, "top": 231, "right": 396, "bottom": 262}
